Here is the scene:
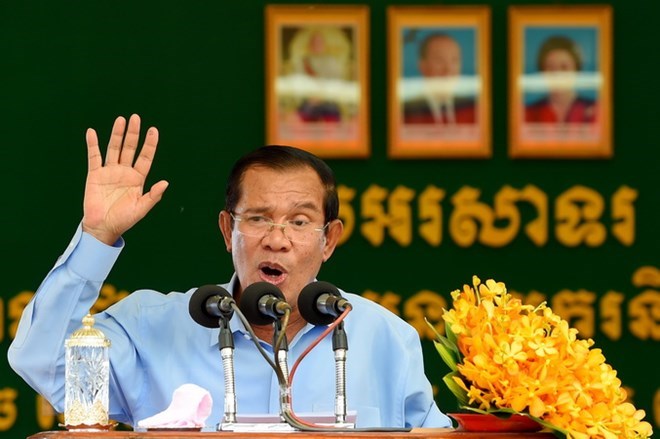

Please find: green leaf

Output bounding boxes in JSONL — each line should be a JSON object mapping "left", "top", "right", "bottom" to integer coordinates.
{"left": 461, "top": 406, "right": 485, "bottom": 414}
{"left": 434, "top": 339, "right": 458, "bottom": 371}
{"left": 424, "top": 317, "right": 443, "bottom": 340}
{"left": 438, "top": 332, "right": 461, "bottom": 359}
{"left": 442, "top": 371, "right": 468, "bottom": 407}
{"left": 444, "top": 319, "right": 458, "bottom": 346}
{"left": 424, "top": 317, "right": 462, "bottom": 369}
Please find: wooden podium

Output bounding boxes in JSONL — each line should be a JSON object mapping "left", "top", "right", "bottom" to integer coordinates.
{"left": 28, "top": 429, "right": 557, "bottom": 439}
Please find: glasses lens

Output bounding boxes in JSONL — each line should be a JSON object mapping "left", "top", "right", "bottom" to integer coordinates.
{"left": 283, "top": 222, "right": 316, "bottom": 243}
{"left": 234, "top": 215, "right": 324, "bottom": 243}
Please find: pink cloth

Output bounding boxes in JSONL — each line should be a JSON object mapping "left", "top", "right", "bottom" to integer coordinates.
{"left": 137, "top": 383, "right": 213, "bottom": 428}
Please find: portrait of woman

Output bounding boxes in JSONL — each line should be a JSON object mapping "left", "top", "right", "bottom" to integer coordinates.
{"left": 524, "top": 35, "right": 597, "bottom": 124}
{"left": 508, "top": 5, "right": 612, "bottom": 158}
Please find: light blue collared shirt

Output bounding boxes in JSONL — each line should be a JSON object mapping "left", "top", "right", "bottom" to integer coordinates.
{"left": 8, "top": 225, "right": 452, "bottom": 429}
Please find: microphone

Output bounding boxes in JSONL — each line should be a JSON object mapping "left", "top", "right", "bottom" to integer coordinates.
{"left": 240, "top": 281, "right": 292, "bottom": 410}
{"left": 298, "top": 281, "right": 351, "bottom": 326}
{"left": 189, "top": 284, "right": 239, "bottom": 426}
{"left": 239, "top": 282, "right": 290, "bottom": 325}
{"left": 189, "top": 284, "right": 235, "bottom": 328}
{"left": 298, "top": 281, "right": 352, "bottom": 425}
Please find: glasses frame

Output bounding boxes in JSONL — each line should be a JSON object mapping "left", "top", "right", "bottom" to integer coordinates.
{"left": 229, "top": 212, "right": 330, "bottom": 243}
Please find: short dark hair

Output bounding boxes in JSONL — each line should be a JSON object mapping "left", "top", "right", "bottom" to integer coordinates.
{"left": 537, "top": 35, "right": 582, "bottom": 71}
{"left": 225, "top": 145, "right": 339, "bottom": 224}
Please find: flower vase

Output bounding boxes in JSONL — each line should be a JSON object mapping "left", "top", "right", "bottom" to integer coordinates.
{"left": 449, "top": 413, "right": 543, "bottom": 432}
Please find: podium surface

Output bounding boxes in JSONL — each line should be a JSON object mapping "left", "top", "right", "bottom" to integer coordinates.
{"left": 29, "top": 429, "right": 557, "bottom": 439}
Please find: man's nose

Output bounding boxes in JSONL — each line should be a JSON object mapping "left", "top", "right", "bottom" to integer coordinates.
{"left": 262, "top": 224, "right": 292, "bottom": 248}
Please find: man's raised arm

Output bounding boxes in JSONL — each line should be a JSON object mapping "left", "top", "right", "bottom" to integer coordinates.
{"left": 8, "top": 114, "right": 168, "bottom": 416}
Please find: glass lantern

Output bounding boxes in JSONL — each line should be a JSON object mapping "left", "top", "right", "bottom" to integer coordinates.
{"left": 64, "top": 313, "right": 111, "bottom": 429}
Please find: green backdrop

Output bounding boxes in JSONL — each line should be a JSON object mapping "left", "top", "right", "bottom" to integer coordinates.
{"left": 1, "top": 0, "right": 658, "bottom": 437}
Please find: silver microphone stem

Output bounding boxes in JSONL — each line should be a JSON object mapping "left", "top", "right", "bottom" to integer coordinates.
{"left": 277, "top": 348, "right": 290, "bottom": 385}
{"left": 277, "top": 348, "right": 290, "bottom": 422}
{"left": 220, "top": 346, "right": 237, "bottom": 424}
{"left": 334, "top": 348, "right": 347, "bottom": 423}
{"left": 273, "top": 320, "right": 290, "bottom": 422}
{"left": 332, "top": 322, "right": 349, "bottom": 425}
{"left": 216, "top": 318, "right": 237, "bottom": 429}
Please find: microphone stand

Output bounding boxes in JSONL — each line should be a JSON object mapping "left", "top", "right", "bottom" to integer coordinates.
{"left": 273, "top": 319, "right": 290, "bottom": 421}
{"left": 332, "top": 321, "right": 348, "bottom": 425}
{"left": 218, "top": 317, "right": 237, "bottom": 428}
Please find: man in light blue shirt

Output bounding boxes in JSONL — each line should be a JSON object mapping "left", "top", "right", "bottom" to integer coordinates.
{"left": 8, "top": 114, "right": 452, "bottom": 430}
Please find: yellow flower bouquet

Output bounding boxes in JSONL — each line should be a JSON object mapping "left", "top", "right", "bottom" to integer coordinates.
{"left": 428, "top": 276, "right": 653, "bottom": 439}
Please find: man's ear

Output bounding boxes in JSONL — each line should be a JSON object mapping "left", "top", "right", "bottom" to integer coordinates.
{"left": 219, "top": 210, "right": 233, "bottom": 252}
{"left": 322, "top": 219, "right": 344, "bottom": 262}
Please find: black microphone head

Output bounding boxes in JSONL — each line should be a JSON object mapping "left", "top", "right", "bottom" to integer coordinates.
{"left": 189, "top": 284, "right": 233, "bottom": 328}
{"left": 239, "top": 282, "right": 285, "bottom": 325}
{"left": 298, "top": 281, "right": 342, "bottom": 326}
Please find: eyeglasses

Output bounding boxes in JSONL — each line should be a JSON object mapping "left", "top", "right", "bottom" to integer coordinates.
{"left": 230, "top": 212, "right": 329, "bottom": 243}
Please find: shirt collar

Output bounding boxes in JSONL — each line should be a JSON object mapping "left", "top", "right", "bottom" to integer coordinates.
{"left": 425, "top": 95, "right": 455, "bottom": 123}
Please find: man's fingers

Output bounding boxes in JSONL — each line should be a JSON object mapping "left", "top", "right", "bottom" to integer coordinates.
{"left": 134, "top": 126, "right": 159, "bottom": 177}
{"left": 85, "top": 128, "right": 102, "bottom": 172}
{"left": 93, "top": 115, "right": 159, "bottom": 179}
{"left": 149, "top": 180, "right": 170, "bottom": 203}
{"left": 105, "top": 116, "right": 127, "bottom": 165}
{"left": 137, "top": 180, "right": 170, "bottom": 217}
{"left": 119, "top": 114, "right": 141, "bottom": 166}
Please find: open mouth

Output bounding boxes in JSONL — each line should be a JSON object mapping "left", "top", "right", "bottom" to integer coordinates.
{"left": 259, "top": 263, "right": 286, "bottom": 284}
{"left": 261, "top": 266, "right": 282, "bottom": 277}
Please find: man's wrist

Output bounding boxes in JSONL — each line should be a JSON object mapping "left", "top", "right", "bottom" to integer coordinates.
{"left": 81, "top": 225, "right": 121, "bottom": 247}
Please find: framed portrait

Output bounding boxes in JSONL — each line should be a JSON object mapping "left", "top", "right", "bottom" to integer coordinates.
{"left": 387, "top": 6, "right": 491, "bottom": 159}
{"left": 508, "top": 6, "right": 613, "bottom": 158}
{"left": 265, "top": 5, "right": 370, "bottom": 158}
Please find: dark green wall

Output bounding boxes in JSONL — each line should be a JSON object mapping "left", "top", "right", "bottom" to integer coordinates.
{"left": 1, "top": 1, "right": 658, "bottom": 437}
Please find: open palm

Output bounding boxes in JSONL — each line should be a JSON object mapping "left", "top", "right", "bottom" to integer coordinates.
{"left": 82, "top": 114, "right": 169, "bottom": 245}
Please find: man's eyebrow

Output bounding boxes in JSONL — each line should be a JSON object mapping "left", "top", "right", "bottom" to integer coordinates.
{"left": 238, "top": 206, "right": 270, "bottom": 214}
{"left": 239, "top": 202, "right": 321, "bottom": 214}
{"left": 292, "top": 201, "right": 321, "bottom": 212}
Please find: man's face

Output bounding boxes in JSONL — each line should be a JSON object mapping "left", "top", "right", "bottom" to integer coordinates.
{"left": 219, "top": 165, "right": 341, "bottom": 307}
{"left": 419, "top": 36, "right": 462, "bottom": 78}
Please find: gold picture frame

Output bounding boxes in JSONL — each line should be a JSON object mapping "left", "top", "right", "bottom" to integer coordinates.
{"left": 265, "top": 5, "right": 370, "bottom": 158}
{"left": 508, "top": 5, "right": 613, "bottom": 159}
{"left": 387, "top": 6, "right": 491, "bottom": 159}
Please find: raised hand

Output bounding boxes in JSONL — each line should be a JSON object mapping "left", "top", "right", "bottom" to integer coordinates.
{"left": 82, "top": 114, "right": 169, "bottom": 245}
